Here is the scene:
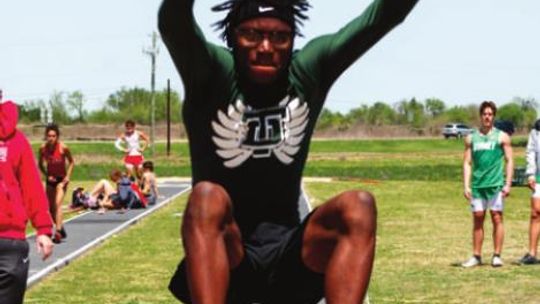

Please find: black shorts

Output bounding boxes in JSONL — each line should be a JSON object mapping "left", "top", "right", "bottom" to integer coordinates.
{"left": 46, "top": 176, "right": 65, "bottom": 188}
{"left": 169, "top": 215, "right": 324, "bottom": 304}
{"left": 0, "top": 238, "right": 30, "bottom": 304}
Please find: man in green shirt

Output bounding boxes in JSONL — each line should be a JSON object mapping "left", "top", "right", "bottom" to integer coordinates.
{"left": 462, "top": 101, "right": 513, "bottom": 268}
{"left": 159, "top": 0, "right": 418, "bottom": 302}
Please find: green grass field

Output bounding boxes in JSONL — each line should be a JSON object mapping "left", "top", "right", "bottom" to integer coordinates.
{"left": 25, "top": 138, "right": 539, "bottom": 303}
{"left": 32, "top": 138, "right": 527, "bottom": 181}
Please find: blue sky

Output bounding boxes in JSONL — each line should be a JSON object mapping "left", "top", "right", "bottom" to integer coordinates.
{"left": 1, "top": 0, "right": 539, "bottom": 113}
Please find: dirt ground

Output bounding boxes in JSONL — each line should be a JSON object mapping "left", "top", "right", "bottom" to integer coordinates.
{"left": 20, "top": 123, "right": 187, "bottom": 141}
{"left": 19, "top": 123, "right": 526, "bottom": 141}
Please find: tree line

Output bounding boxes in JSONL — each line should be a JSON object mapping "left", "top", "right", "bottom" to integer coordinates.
{"left": 316, "top": 97, "right": 538, "bottom": 132}
{"left": 18, "top": 89, "right": 537, "bottom": 133}
{"left": 18, "top": 87, "right": 183, "bottom": 125}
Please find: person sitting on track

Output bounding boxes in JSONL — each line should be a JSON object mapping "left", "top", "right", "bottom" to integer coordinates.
{"left": 115, "top": 120, "right": 149, "bottom": 180}
{"left": 140, "top": 161, "right": 159, "bottom": 205}
{"left": 87, "top": 169, "right": 123, "bottom": 214}
{"left": 38, "top": 124, "right": 75, "bottom": 244}
{"left": 160, "top": 0, "right": 419, "bottom": 302}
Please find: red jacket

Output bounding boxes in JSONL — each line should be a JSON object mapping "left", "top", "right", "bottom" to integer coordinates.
{"left": 0, "top": 101, "right": 52, "bottom": 239}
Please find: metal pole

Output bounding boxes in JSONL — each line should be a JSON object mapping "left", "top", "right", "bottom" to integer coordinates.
{"left": 167, "top": 79, "right": 171, "bottom": 156}
{"left": 144, "top": 31, "right": 159, "bottom": 156}
{"left": 150, "top": 32, "right": 157, "bottom": 156}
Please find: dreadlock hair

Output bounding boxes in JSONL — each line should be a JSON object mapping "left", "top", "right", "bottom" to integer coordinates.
{"left": 212, "top": 0, "right": 311, "bottom": 47}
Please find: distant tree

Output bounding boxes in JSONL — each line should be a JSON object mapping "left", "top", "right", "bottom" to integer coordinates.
{"left": 18, "top": 100, "right": 42, "bottom": 123}
{"left": 425, "top": 98, "right": 446, "bottom": 117}
{"left": 395, "top": 98, "right": 426, "bottom": 128}
{"left": 498, "top": 102, "right": 536, "bottom": 130}
{"left": 49, "top": 91, "right": 71, "bottom": 124}
{"left": 511, "top": 96, "right": 538, "bottom": 129}
{"left": 346, "top": 105, "right": 369, "bottom": 124}
{"left": 512, "top": 96, "right": 539, "bottom": 113}
{"left": 66, "top": 90, "right": 87, "bottom": 123}
{"left": 367, "top": 102, "right": 395, "bottom": 126}
{"left": 444, "top": 105, "right": 473, "bottom": 125}
{"left": 316, "top": 108, "right": 351, "bottom": 130}
{"left": 102, "top": 87, "right": 183, "bottom": 124}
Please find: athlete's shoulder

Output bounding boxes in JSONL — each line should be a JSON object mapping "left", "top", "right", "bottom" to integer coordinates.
{"left": 60, "top": 141, "right": 72, "bottom": 153}
{"left": 499, "top": 130, "right": 511, "bottom": 144}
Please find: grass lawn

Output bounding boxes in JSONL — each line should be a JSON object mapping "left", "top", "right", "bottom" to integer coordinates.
{"left": 26, "top": 180, "right": 540, "bottom": 303}
{"left": 25, "top": 138, "right": 538, "bottom": 303}
{"left": 306, "top": 180, "right": 537, "bottom": 304}
{"left": 31, "top": 139, "right": 527, "bottom": 181}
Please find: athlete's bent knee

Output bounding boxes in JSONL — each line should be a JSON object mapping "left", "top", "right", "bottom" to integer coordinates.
{"left": 182, "top": 181, "right": 231, "bottom": 232}
{"left": 337, "top": 190, "right": 377, "bottom": 234}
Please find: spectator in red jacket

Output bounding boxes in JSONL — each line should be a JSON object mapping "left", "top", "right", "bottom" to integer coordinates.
{"left": 0, "top": 97, "right": 54, "bottom": 304}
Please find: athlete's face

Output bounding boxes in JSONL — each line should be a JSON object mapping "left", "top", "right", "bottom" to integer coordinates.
{"left": 46, "top": 130, "right": 58, "bottom": 145}
{"left": 480, "top": 107, "right": 495, "bottom": 129}
{"left": 125, "top": 125, "right": 135, "bottom": 135}
{"left": 234, "top": 17, "right": 293, "bottom": 85}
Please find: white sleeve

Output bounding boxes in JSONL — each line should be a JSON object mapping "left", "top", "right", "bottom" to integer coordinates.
{"left": 115, "top": 137, "right": 125, "bottom": 152}
{"left": 526, "top": 130, "right": 537, "bottom": 177}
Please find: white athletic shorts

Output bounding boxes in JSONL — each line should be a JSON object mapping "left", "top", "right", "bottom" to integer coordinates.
{"left": 532, "top": 185, "right": 540, "bottom": 198}
{"left": 470, "top": 192, "right": 504, "bottom": 212}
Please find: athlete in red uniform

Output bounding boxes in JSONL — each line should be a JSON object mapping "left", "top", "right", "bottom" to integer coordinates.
{"left": 39, "top": 124, "right": 74, "bottom": 244}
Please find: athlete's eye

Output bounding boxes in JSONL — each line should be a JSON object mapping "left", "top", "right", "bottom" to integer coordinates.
{"left": 236, "top": 29, "right": 292, "bottom": 48}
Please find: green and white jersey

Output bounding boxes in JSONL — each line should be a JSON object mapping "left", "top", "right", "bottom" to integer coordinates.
{"left": 471, "top": 128, "right": 504, "bottom": 190}
{"left": 159, "top": 0, "right": 418, "bottom": 237}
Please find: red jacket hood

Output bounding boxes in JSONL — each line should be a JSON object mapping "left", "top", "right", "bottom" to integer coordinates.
{"left": 0, "top": 101, "right": 18, "bottom": 139}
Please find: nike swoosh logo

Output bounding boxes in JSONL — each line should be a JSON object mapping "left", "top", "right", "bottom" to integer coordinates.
{"left": 23, "top": 257, "right": 29, "bottom": 264}
{"left": 259, "top": 6, "right": 274, "bottom": 13}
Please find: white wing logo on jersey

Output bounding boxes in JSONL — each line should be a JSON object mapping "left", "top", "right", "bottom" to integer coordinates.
{"left": 211, "top": 96, "right": 309, "bottom": 168}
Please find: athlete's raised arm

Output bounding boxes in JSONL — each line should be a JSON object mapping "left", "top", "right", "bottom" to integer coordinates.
{"left": 158, "top": 0, "right": 215, "bottom": 92}
{"left": 294, "top": 0, "right": 419, "bottom": 90}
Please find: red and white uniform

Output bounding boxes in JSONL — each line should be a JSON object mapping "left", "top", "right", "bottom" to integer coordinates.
{"left": 116, "top": 131, "right": 144, "bottom": 167}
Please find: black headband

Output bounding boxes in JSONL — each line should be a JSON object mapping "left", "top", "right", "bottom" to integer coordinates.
{"left": 231, "top": 1, "right": 295, "bottom": 28}
{"left": 212, "top": 0, "right": 310, "bottom": 43}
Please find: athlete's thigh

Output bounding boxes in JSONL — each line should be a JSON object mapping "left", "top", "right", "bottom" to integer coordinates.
{"left": 488, "top": 192, "right": 504, "bottom": 212}
{"left": 531, "top": 194, "right": 540, "bottom": 214}
{"left": 470, "top": 198, "right": 488, "bottom": 212}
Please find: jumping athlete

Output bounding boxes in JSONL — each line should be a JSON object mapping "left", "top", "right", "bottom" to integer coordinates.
{"left": 1, "top": 99, "right": 53, "bottom": 304}
{"left": 461, "top": 101, "right": 513, "bottom": 268}
{"left": 518, "top": 119, "right": 540, "bottom": 265}
{"left": 159, "top": 0, "right": 418, "bottom": 302}
{"left": 115, "top": 120, "right": 149, "bottom": 179}
{"left": 39, "top": 124, "right": 74, "bottom": 244}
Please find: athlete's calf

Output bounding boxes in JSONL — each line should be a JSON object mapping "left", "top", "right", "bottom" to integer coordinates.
{"left": 303, "top": 190, "right": 377, "bottom": 304}
{"left": 181, "top": 181, "right": 244, "bottom": 304}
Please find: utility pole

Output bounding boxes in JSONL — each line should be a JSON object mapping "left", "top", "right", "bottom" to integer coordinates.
{"left": 143, "top": 31, "right": 159, "bottom": 155}
{"left": 167, "top": 79, "right": 171, "bottom": 157}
